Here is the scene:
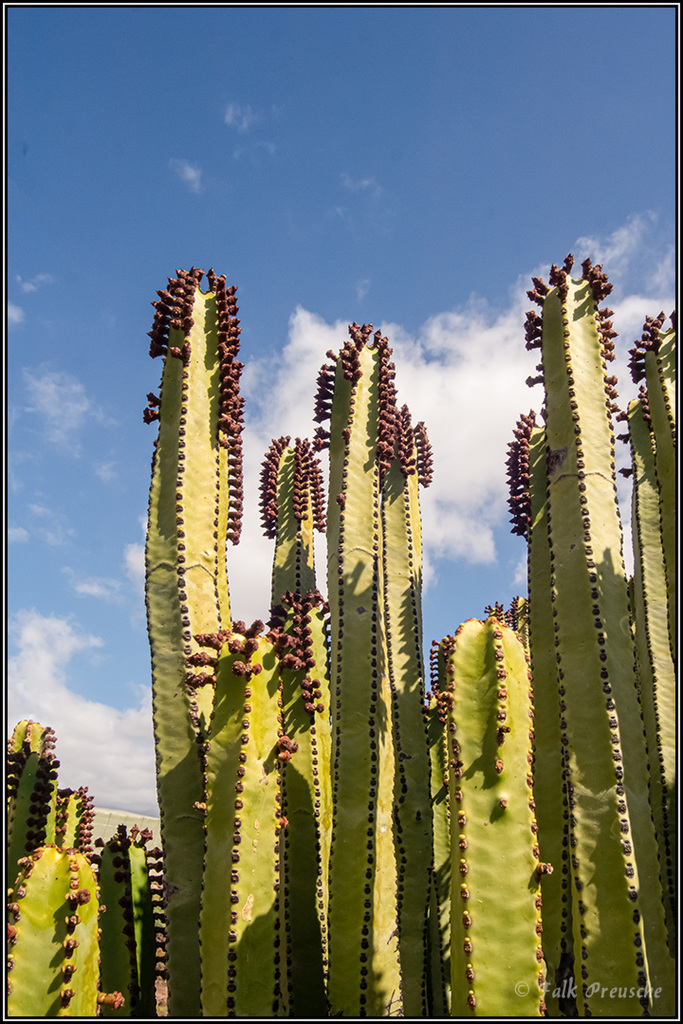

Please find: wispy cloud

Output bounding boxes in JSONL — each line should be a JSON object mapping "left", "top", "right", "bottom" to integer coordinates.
{"left": 224, "top": 101, "right": 259, "bottom": 133}
{"left": 575, "top": 213, "right": 654, "bottom": 280}
{"left": 16, "top": 272, "right": 55, "bottom": 293}
{"left": 94, "top": 461, "right": 118, "bottom": 482}
{"left": 22, "top": 368, "right": 101, "bottom": 454}
{"left": 341, "top": 172, "right": 384, "bottom": 198}
{"left": 8, "top": 526, "right": 29, "bottom": 543}
{"left": 63, "top": 567, "right": 123, "bottom": 601}
{"left": 8, "top": 611, "right": 157, "bottom": 814}
{"left": 8, "top": 303, "right": 24, "bottom": 326}
{"left": 27, "top": 503, "right": 76, "bottom": 547}
{"left": 169, "top": 158, "right": 203, "bottom": 193}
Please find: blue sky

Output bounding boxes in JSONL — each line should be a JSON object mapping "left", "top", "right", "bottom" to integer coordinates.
{"left": 7, "top": 5, "right": 676, "bottom": 815}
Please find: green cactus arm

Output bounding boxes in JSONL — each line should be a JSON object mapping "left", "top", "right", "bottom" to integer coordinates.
{"left": 644, "top": 323, "right": 676, "bottom": 651}
{"left": 439, "top": 619, "right": 543, "bottom": 1017}
{"left": 7, "top": 748, "right": 59, "bottom": 886}
{"left": 144, "top": 269, "right": 243, "bottom": 1016}
{"left": 55, "top": 787, "right": 95, "bottom": 855}
{"left": 323, "top": 328, "right": 402, "bottom": 1017}
{"left": 7, "top": 846, "right": 107, "bottom": 1017}
{"left": 628, "top": 315, "right": 676, "bottom": 652}
{"left": 199, "top": 630, "right": 284, "bottom": 1017}
{"left": 425, "top": 676, "right": 452, "bottom": 1015}
{"left": 508, "top": 417, "right": 573, "bottom": 1010}
{"left": 274, "top": 591, "right": 332, "bottom": 1016}
{"left": 96, "top": 827, "right": 158, "bottom": 1018}
{"left": 380, "top": 410, "right": 433, "bottom": 1018}
{"left": 627, "top": 398, "right": 676, "bottom": 952}
{"left": 539, "top": 266, "right": 674, "bottom": 1015}
{"left": 7, "top": 720, "right": 57, "bottom": 756}
{"left": 96, "top": 832, "right": 139, "bottom": 1018}
{"left": 261, "top": 438, "right": 325, "bottom": 608}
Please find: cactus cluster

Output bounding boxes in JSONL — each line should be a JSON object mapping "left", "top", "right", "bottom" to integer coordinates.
{"left": 507, "top": 257, "right": 675, "bottom": 1016}
{"left": 7, "top": 258, "right": 675, "bottom": 1016}
{"left": 6, "top": 721, "right": 163, "bottom": 1016}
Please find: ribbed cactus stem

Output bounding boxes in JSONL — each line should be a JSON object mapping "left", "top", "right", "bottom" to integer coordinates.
{"left": 628, "top": 314, "right": 676, "bottom": 656}
{"left": 425, "top": 650, "right": 452, "bottom": 1016}
{"left": 272, "top": 590, "right": 332, "bottom": 1016}
{"left": 260, "top": 436, "right": 326, "bottom": 608}
{"left": 7, "top": 846, "right": 112, "bottom": 1017}
{"left": 507, "top": 415, "right": 573, "bottom": 1012}
{"left": 7, "top": 723, "right": 60, "bottom": 886}
{"left": 626, "top": 397, "right": 676, "bottom": 953}
{"left": 535, "top": 259, "right": 673, "bottom": 1014}
{"left": 381, "top": 404, "right": 433, "bottom": 1017}
{"left": 198, "top": 626, "right": 284, "bottom": 1017}
{"left": 438, "top": 618, "right": 544, "bottom": 1016}
{"left": 144, "top": 268, "right": 243, "bottom": 1016}
{"left": 96, "top": 826, "right": 158, "bottom": 1017}
{"left": 55, "top": 786, "right": 95, "bottom": 855}
{"left": 322, "top": 325, "right": 402, "bottom": 1016}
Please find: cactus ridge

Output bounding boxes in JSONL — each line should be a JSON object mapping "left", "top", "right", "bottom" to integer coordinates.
{"left": 531, "top": 265, "right": 673, "bottom": 1014}
{"left": 55, "top": 786, "right": 95, "bottom": 854}
{"left": 95, "top": 825, "right": 158, "bottom": 1017}
{"left": 271, "top": 590, "right": 332, "bottom": 1015}
{"left": 7, "top": 723, "right": 61, "bottom": 886}
{"left": 7, "top": 845, "right": 113, "bottom": 1016}
{"left": 381, "top": 413, "right": 433, "bottom": 1016}
{"left": 437, "top": 619, "right": 545, "bottom": 1017}
{"left": 198, "top": 628, "right": 284, "bottom": 1016}
{"left": 324, "top": 330, "right": 402, "bottom": 1016}
{"left": 627, "top": 398, "right": 676, "bottom": 952}
{"left": 144, "top": 268, "right": 244, "bottom": 1015}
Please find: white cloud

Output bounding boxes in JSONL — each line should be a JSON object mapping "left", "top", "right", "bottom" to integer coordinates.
{"left": 7, "top": 611, "right": 157, "bottom": 815}
{"left": 16, "top": 272, "right": 55, "bottom": 293}
{"left": 23, "top": 368, "right": 95, "bottom": 454}
{"left": 356, "top": 278, "right": 371, "bottom": 301}
{"left": 575, "top": 213, "right": 654, "bottom": 278}
{"left": 341, "top": 172, "right": 384, "bottom": 198}
{"left": 224, "top": 101, "right": 259, "bottom": 132}
{"left": 8, "top": 302, "right": 24, "bottom": 325}
{"left": 94, "top": 461, "right": 117, "bottom": 482}
{"left": 8, "top": 526, "right": 29, "bottom": 543}
{"left": 170, "top": 158, "right": 202, "bottom": 193}
{"left": 27, "top": 502, "right": 76, "bottom": 547}
{"left": 124, "top": 541, "right": 145, "bottom": 591}
{"left": 63, "top": 567, "right": 123, "bottom": 601}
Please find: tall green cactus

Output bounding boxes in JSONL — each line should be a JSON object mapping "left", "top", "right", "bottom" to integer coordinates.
{"left": 144, "top": 267, "right": 244, "bottom": 1016}
{"left": 622, "top": 311, "right": 677, "bottom": 954}
{"left": 194, "top": 625, "right": 282, "bottom": 1016}
{"left": 381, "top": 407, "right": 434, "bottom": 1017}
{"left": 312, "top": 325, "right": 435, "bottom": 1016}
{"left": 259, "top": 438, "right": 332, "bottom": 1014}
{"left": 506, "top": 415, "right": 574, "bottom": 1016}
{"left": 431, "top": 618, "right": 545, "bottom": 1017}
{"left": 512, "top": 257, "right": 674, "bottom": 1015}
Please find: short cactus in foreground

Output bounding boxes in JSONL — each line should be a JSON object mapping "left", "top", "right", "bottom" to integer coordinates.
{"left": 429, "top": 617, "right": 545, "bottom": 1016}
{"left": 6, "top": 723, "right": 132, "bottom": 1017}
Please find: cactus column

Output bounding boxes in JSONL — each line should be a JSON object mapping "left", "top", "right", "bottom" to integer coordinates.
{"left": 144, "top": 267, "right": 244, "bottom": 1016}
{"left": 522, "top": 257, "right": 673, "bottom": 1015}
